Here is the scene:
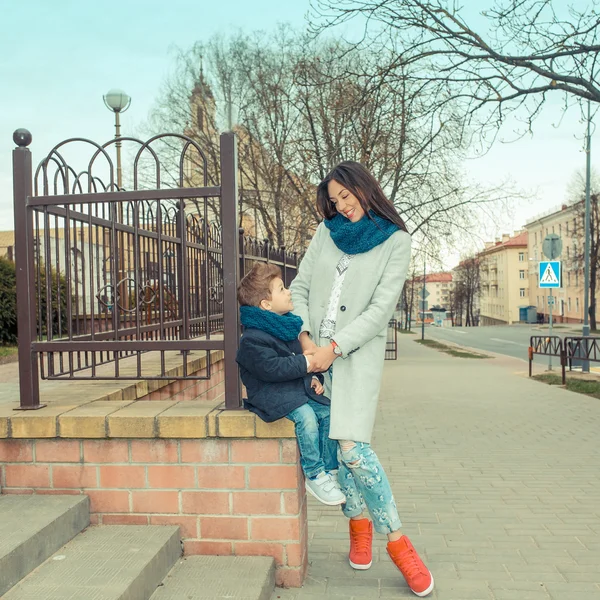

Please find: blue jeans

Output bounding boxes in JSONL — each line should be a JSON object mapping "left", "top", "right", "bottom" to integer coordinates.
{"left": 337, "top": 441, "right": 403, "bottom": 535}
{"left": 286, "top": 399, "right": 338, "bottom": 479}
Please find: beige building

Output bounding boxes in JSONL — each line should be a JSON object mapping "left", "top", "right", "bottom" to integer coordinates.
{"left": 407, "top": 272, "right": 454, "bottom": 323}
{"left": 479, "top": 231, "right": 529, "bottom": 325}
{"left": 0, "top": 231, "right": 14, "bottom": 260}
{"left": 525, "top": 203, "right": 587, "bottom": 323}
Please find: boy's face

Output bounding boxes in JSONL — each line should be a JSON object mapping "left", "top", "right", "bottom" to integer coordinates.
{"left": 261, "top": 277, "right": 294, "bottom": 315}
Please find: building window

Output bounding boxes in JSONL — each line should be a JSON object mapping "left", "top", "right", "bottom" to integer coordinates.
{"left": 567, "top": 247, "right": 570, "bottom": 259}
{"left": 576, "top": 271, "right": 579, "bottom": 286}
{"left": 520, "top": 288, "right": 526, "bottom": 297}
{"left": 566, "top": 221, "right": 569, "bottom": 236}
{"left": 519, "top": 252, "right": 524, "bottom": 262}
{"left": 568, "top": 272, "right": 571, "bottom": 285}
{"left": 534, "top": 232, "right": 537, "bottom": 245}
{"left": 552, "top": 225, "right": 555, "bottom": 234}
{"left": 519, "top": 270, "right": 525, "bottom": 279}
{"left": 545, "top": 228, "right": 548, "bottom": 235}
{"left": 569, "top": 297, "right": 572, "bottom": 312}
{"left": 559, "top": 224, "right": 562, "bottom": 237}
{"left": 576, "top": 297, "right": 580, "bottom": 312}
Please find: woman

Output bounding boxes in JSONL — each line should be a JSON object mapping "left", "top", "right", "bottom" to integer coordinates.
{"left": 290, "top": 162, "right": 434, "bottom": 597}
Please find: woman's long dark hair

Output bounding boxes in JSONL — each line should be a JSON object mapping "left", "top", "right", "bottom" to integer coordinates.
{"left": 316, "top": 161, "right": 409, "bottom": 233}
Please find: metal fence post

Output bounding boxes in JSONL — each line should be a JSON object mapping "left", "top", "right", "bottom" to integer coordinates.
{"left": 220, "top": 132, "right": 242, "bottom": 409}
{"left": 239, "top": 228, "right": 245, "bottom": 281}
{"left": 12, "top": 129, "right": 44, "bottom": 409}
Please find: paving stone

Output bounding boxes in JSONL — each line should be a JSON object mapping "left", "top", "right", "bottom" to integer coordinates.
{"left": 271, "top": 337, "right": 600, "bottom": 598}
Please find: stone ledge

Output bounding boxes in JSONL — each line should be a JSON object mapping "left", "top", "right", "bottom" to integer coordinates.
{"left": 0, "top": 399, "right": 295, "bottom": 440}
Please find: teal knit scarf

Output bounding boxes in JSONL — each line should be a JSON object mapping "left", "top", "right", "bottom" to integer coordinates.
{"left": 240, "top": 305, "right": 303, "bottom": 342}
{"left": 324, "top": 211, "right": 399, "bottom": 254}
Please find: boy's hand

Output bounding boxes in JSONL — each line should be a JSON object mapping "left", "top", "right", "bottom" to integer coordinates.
{"left": 304, "top": 345, "right": 337, "bottom": 372}
{"left": 299, "top": 331, "right": 318, "bottom": 355}
{"left": 311, "top": 377, "right": 324, "bottom": 395}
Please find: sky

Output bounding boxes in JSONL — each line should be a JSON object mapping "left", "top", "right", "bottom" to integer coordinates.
{"left": 1, "top": 0, "right": 599, "bottom": 266}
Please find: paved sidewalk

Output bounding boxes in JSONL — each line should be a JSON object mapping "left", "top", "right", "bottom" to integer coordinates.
{"left": 272, "top": 336, "right": 600, "bottom": 600}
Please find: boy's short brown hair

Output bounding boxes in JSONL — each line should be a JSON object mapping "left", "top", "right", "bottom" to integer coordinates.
{"left": 237, "top": 262, "right": 282, "bottom": 307}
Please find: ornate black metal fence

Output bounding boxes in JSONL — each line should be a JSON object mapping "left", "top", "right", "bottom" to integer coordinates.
{"left": 385, "top": 319, "right": 398, "bottom": 360}
{"left": 12, "top": 129, "right": 298, "bottom": 410}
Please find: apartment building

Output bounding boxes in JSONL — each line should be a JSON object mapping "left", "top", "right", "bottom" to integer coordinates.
{"left": 407, "top": 272, "right": 454, "bottom": 323}
{"left": 479, "top": 231, "right": 529, "bottom": 325}
{"left": 524, "top": 203, "right": 587, "bottom": 323}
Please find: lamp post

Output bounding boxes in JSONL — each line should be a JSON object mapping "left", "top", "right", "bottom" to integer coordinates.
{"left": 582, "top": 99, "right": 592, "bottom": 373}
{"left": 103, "top": 89, "right": 131, "bottom": 190}
{"left": 421, "top": 253, "right": 426, "bottom": 341}
{"left": 103, "top": 89, "right": 131, "bottom": 313}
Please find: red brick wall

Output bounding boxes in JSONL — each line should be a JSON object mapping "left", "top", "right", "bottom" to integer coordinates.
{"left": 0, "top": 437, "right": 308, "bottom": 587}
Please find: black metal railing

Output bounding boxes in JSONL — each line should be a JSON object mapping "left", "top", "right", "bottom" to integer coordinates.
{"left": 12, "top": 129, "right": 298, "bottom": 410}
{"left": 528, "top": 335, "right": 600, "bottom": 384}
{"left": 385, "top": 319, "right": 398, "bottom": 360}
{"left": 528, "top": 336, "right": 566, "bottom": 384}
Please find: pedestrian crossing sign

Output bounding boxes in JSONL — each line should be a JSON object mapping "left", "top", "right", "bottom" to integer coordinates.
{"left": 539, "top": 261, "right": 561, "bottom": 288}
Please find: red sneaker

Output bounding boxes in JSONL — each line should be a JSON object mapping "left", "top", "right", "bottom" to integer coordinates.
{"left": 349, "top": 518, "right": 373, "bottom": 570}
{"left": 387, "top": 535, "right": 434, "bottom": 597}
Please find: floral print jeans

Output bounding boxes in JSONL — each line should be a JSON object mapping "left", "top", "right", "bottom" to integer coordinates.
{"left": 336, "top": 441, "right": 403, "bottom": 535}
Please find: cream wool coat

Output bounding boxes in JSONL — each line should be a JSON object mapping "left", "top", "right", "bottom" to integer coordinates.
{"left": 290, "top": 222, "right": 412, "bottom": 443}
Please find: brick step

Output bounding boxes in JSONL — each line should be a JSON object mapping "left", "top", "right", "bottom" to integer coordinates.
{"left": 150, "top": 555, "right": 275, "bottom": 600}
{"left": 3, "top": 525, "right": 180, "bottom": 600}
{"left": 0, "top": 494, "right": 89, "bottom": 597}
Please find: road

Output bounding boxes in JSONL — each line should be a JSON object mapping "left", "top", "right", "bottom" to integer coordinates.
{"left": 420, "top": 323, "right": 583, "bottom": 366}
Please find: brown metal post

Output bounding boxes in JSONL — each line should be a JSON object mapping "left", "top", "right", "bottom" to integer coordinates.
{"left": 12, "top": 129, "right": 44, "bottom": 409}
{"left": 220, "top": 132, "right": 242, "bottom": 409}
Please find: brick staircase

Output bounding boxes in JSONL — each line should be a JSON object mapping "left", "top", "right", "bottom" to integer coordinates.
{"left": 0, "top": 494, "right": 275, "bottom": 600}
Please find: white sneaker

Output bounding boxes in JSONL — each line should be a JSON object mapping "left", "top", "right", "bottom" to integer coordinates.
{"left": 305, "top": 472, "right": 346, "bottom": 506}
{"left": 328, "top": 469, "right": 343, "bottom": 492}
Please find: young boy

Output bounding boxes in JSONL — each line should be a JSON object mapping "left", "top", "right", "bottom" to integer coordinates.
{"left": 236, "top": 262, "right": 345, "bottom": 506}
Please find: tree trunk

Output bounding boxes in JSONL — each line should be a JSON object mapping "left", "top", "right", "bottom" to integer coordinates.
{"left": 590, "top": 262, "right": 597, "bottom": 331}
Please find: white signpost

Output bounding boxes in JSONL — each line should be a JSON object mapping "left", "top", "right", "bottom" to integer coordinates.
{"left": 539, "top": 254, "right": 561, "bottom": 371}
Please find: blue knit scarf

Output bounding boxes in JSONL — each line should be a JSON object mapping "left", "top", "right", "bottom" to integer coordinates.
{"left": 324, "top": 211, "right": 399, "bottom": 254}
{"left": 240, "top": 305, "right": 303, "bottom": 342}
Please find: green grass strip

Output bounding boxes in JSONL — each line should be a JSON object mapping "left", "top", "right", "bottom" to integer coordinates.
{"left": 415, "top": 338, "right": 490, "bottom": 359}
{"left": 532, "top": 373, "right": 600, "bottom": 400}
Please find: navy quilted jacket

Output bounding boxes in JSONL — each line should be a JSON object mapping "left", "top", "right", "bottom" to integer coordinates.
{"left": 236, "top": 328, "right": 329, "bottom": 423}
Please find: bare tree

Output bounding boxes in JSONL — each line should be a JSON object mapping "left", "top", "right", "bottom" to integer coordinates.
{"left": 311, "top": 0, "right": 600, "bottom": 144}
{"left": 293, "top": 36, "right": 514, "bottom": 251}
{"left": 401, "top": 265, "right": 420, "bottom": 329}
{"left": 144, "top": 34, "right": 317, "bottom": 247}
{"left": 568, "top": 169, "right": 600, "bottom": 329}
{"left": 144, "top": 26, "right": 515, "bottom": 257}
{"left": 453, "top": 256, "right": 481, "bottom": 326}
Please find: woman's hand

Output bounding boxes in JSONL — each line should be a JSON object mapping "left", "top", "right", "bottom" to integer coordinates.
{"left": 299, "top": 331, "right": 318, "bottom": 355}
{"left": 304, "top": 344, "right": 337, "bottom": 372}
{"left": 311, "top": 377, "right": 324, "bottom": 395}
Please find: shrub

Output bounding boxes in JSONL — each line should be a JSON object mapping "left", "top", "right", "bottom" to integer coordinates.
{"left": 0, "top": 257, "right": 17, "bottom": 344}
{"left": 0, "top": 257, "right": 70, "bottom": 343}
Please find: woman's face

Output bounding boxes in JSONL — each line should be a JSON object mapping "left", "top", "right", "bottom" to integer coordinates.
{"left": 327, "top": 179, "right": 365, "bottom": 223}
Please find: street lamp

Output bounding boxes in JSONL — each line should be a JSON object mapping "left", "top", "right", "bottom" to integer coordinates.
{"left": 104, "top": 89, "right": 131, "bottom": 313}
{"left": 582, "top": 99, "right": 593, "bottom": 373}
{"left": 103, "top": 88, "right": 131, "bottom": 190}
